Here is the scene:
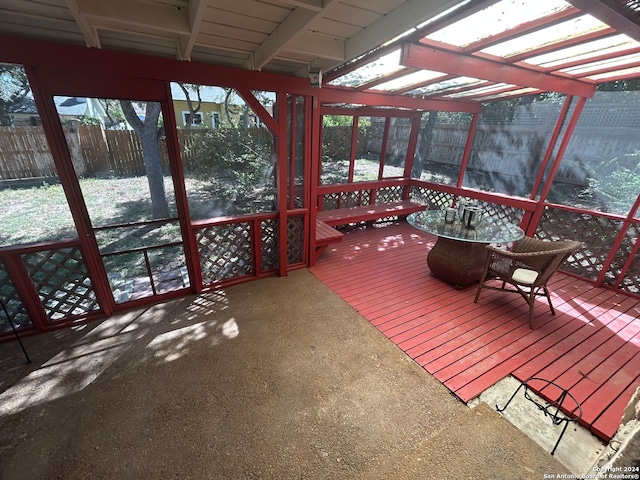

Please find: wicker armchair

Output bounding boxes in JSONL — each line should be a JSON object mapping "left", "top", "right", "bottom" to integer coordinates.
{"left": 473, "top": 236, "right": 582, "bottom": 328}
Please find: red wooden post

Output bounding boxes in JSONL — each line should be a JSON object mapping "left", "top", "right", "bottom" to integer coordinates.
{"left": 1, "top": 253, "right": 49, "bottom": 331}
{"left": 26, "top": 66, "right": 115, "bottom": 317}
{"left": 160, "top": 83, "right": 202, "bottom": 293}
{"left": 377, "top": 117, "right": 390, "bottom": 181}
{"left": 348, "top": 115, "right": 358, "bottom": 183}
{"left": 456, "top": 112, "right": 479, "bottom": 190}
{"left": 309, "top": 96, "right": 322, "bottom": 267}
{"left": 599, "top": 194, "right": 640, "bottom": 287}
{"left": 288, "top": 96, "right": 297, "bottom": 210}
{"left": 402, "top": 114, "right": 422, "bottom": 200}
{"left": 527, "top": 96, "right": 588, "bottom": 237}
{"left": 529, "top": 95, "right": 573, "bottom": 201}
{"left": 276, "top": 92, "right": 288, "bottom": 277}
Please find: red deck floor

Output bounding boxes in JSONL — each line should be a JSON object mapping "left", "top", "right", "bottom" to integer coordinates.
{"left": 309, "top": 221, "right": 640, "bottom": 442}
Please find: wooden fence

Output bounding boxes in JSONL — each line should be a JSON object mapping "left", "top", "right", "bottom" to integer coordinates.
{"left": 0, "top": 126, "right": 198, "bottom": 180}
{"left": 0, "top": 125, "right": 273, "bottom": 182}
{"left": 0, "top": 127, "right": 57, "bottom": 180}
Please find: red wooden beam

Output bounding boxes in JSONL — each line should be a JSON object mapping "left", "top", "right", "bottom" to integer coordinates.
{"left": 401, "top": 42, "right": 597, "bottom": 98}
{"left": 319, "top": 86, "right": 482, "bottom": 113}
{"left": 458, "top": 7, "right": 584, "bottom": 55}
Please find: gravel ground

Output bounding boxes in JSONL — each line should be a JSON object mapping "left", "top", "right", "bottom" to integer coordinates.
{"left": 0, "top": 269, "right": 569, "bottom": 479}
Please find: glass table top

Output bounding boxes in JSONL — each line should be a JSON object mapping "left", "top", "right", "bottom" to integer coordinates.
{"left": 407, "top": 210, "right": 524, "bottom": 244}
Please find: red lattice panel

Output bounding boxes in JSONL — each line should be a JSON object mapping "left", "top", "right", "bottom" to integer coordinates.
{"left": 21, "top": 247, "right": 99, "bottom": 321}
{"left": 0, "top": 258, "right": 32, "bottom": 331}
{"left": 616, "top": 222, "right": 640, "bottom": 295}
{"left": 261, "top": 218, "right": 279, "bottom": 272}
{"left": 410, "top": 186, "right": 454, "bottom": 210}
{"left": 196, "top": 223, "right": 253, "bottom": 284}
{"left": 537, "top": 208, "right": 623, "bottom": 281}
{"left": 287, "top": 215, "right": 305, "bottom": 265}
{"left": 375, "top": 185, "right": 403, "bottom": 204}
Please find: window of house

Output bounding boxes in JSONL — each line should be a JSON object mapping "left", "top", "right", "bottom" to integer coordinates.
{"left": 183, "top": 111, "right": 204, "bottom": 126}
{"left": 212, "top": 112, "right": 221, "bottom": 128}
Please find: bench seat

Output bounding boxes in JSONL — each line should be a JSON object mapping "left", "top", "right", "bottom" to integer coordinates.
{"left": 317, "top": 200, "right": 426, "bottom": 226}
{"left": 313, "top": 220, "right": 345, "bottom": 262}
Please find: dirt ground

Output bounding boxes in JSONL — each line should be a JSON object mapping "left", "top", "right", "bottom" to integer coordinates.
{"left": 0, "top": 269, "right": 569, "bottom": 479}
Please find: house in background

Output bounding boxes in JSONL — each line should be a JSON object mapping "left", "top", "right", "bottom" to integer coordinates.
{"left": 54, "top": 97, "right": 110, "bottom": 126}
{"left": 7, "top": 96, "right": 40, "bottom": 126}
{"left": 169, "top": 83, "right": 272, "bottom": 129}
{"left": 8, "top": 96, "right": 111, "bottom": 127}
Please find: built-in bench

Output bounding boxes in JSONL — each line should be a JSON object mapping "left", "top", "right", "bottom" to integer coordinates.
{"left": 316, "top": 200, "right": 426, "bottom": 226}
{"left": 311, "top": 180, "right": 428, "bottom": 263}
{"left": 314, "top": 220, "right": 345, "bottom": 261}
{"left": 313, "top": 200, "right": 427, "bottom": 262}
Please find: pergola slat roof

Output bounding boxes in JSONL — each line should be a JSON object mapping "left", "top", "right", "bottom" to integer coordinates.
{"left": 2, "top": 0, "right": 640, "bottom": 103}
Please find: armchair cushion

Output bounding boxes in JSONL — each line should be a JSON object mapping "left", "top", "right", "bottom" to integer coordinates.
{"left": 511, "top": 268, "right": 538, "bottom": 285}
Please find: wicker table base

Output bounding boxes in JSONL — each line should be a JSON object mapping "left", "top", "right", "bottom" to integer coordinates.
{"left": 426, "top": 236, "right": 487, "bottom": 289}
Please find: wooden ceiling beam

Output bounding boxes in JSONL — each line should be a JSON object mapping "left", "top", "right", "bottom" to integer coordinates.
{"left": 180, "top": 0, "right": 209, "bottom": 61}
{"left": 401, "top": 42, "right": 596, "bottom": 98}
{"left": 64, "top": 0, "right": 100, "bottom": 48}
{"left": 76, "top": 0, "right": 190, "bottom": 35}
{"left": 244, "top": 0, "right": 340, "bottom": 70}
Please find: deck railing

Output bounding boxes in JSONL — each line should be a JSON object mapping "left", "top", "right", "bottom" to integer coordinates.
{"left": 409, "top": 179, "right": 640, "bottom": 298}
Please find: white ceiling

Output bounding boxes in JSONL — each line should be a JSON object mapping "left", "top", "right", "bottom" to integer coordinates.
{"left": 3, "top": 0, "right": 640, "bottom": 104}
{"left": 0, "top": 0, "right": 462, "bottom": 77}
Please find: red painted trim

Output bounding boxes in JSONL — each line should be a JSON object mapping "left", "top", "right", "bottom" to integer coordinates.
{"left": 318, "top": 86, "right": 482, "bottom": 113}
{"left": 508, "top": 28, "right": 618, "bottom": 65}
{"left": 319, "top": 106, "right": 419, "bottom": 117}
{"left": 530, "top": 95, "right": 573, "bottom": 201}
{"left": 378, "top": 118, "right": 391, "bottom": 181}
{"left": 191, "top": 212, "right": 277, "bottom": 229}
{"left": 600, "top": 194, "right": 640, "bottom": 287}
{"left": 403, "top": 115, "right": 421, "bottom": 186}
{"left": 160, "top": 82, "right": 202, "bottom": 294}
{"left": 27, "top": 66, "right": 115, "bottom": 317}
{"left": 1, "top": 253, "right": 50, "bottom": 331}
{"left": 303, "top": 95, "right": 313, "bottom": 265}
{"left": 528, "top": 96, "right": 588, "bottom": 236}
{"left": 236, "top": 87, "right": 279, "bottom": 135}
{"left": 317, "top": 179, "right": 411, "bottom": 195}
{"left": 401, "top": 43, "right": 596, "bottom": 98}
{"left": 457, "top": 113, "right": 479, "bottom": 189}
{"left": 288, "top": 96, "right": 297, "bottom": 211}
{"left": 460, "top": 7, "right": 583, "bottom": 55}
{"left": 348, "top": 115, "right": 358, "bottom": 182}
{"left": 277, "top": 92, "right": 289, "bottom": 277}
{"left": 1, "top": 35, "right": 314, "bottom": 95}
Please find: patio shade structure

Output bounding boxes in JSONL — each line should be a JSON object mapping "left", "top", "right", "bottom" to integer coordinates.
{"left": 0, "top": 0, "right": 640, "bottom": 93}
{"left": 1, "top": 0, "right": 640, "bottom": 448}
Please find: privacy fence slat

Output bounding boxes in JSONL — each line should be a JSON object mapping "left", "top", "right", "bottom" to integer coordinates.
{"left": 0, "top": 126, "right": 56, "bottom": 179}
{"left": 0, "top": 126, "right": 270, "bottom": 180}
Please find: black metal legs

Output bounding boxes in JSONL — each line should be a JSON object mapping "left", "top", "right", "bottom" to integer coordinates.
{"left": 496, "top": 377, "right": 582, "bottom": 455}
{"left": 1, "top": 298, "right": 31, "bottom": 364}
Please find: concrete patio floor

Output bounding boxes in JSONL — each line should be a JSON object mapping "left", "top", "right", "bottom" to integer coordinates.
{"left": 0, "top": 269, "right": 570, "bottom": 479}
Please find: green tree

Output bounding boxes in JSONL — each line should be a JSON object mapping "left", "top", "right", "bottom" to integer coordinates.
{"left": 0, "top": 65, "right": 30, "bottom": 126}
{"left": 178, "top": 83, "right": 203, "bottom": 131}
{"left": 583, "top": 152, "right": 640, "bottom": 215}
{"left": 120, "top": 100, "right": 170, "bottom": 219}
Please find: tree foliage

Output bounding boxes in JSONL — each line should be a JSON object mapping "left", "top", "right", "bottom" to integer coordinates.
{"left": 0, "top": 65, "right": 30, "bottom": 126}
{"left": 184, "top": 126, "right": 275, "bottom": 214}
{"left": 582, "top": 152, "right": 640, "bottom": 215}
